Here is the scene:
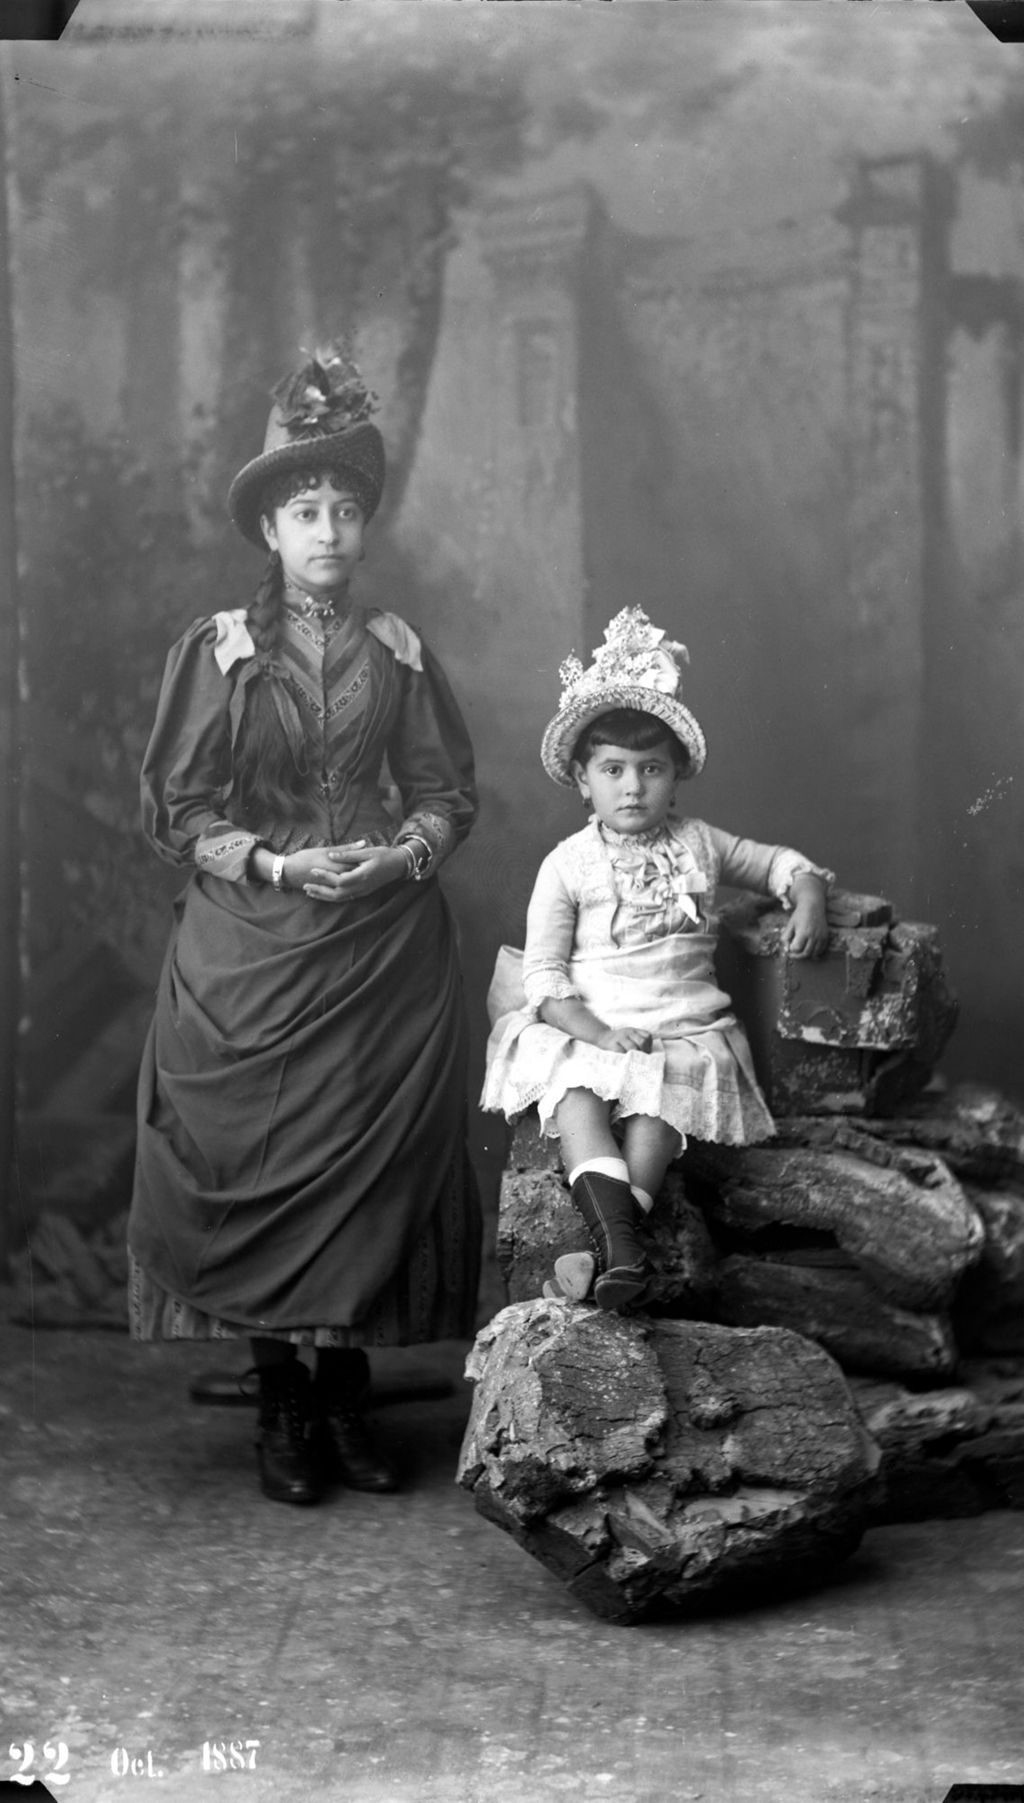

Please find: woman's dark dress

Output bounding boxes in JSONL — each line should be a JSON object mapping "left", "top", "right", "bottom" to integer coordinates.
{"left": 128, "top": 600, "right": 480, "bottom": 1348}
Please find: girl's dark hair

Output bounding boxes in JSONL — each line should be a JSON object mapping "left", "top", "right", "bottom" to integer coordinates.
{"left": 571, "top": 708, "right": 689, "bottom": 774}
{"left": 229, "top": 555, "right": 318, "bottom": 827}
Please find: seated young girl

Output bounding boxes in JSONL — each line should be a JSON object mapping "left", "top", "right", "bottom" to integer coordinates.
{"left": 481, "top": 607, "right": 832, "bottom": 1313}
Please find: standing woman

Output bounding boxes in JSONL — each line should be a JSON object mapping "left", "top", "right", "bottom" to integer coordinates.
{"left": 128, "top": 341, "right": 480, "bottom": 1506}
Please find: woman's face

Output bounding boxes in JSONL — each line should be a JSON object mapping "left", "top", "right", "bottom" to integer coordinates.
{"left": 261, "top": 476, "right": 365, "bottom": 598}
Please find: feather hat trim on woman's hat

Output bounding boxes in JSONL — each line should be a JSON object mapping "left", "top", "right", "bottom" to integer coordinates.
{"left": 227, "top": 339, "right": 386, "bottom": 547}
{"left": 541, "top": 607, "right": 707, "bottom": 787}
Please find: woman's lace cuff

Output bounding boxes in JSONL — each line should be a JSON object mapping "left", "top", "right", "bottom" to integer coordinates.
{"left": 196, "top": 826, "right": 262, "bottom": 884}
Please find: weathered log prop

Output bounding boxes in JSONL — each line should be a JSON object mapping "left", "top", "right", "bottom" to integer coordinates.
{"left": 499, "top": 1114, "right": 985, "bottom": 1379}
{"left": 688, "top": 1127, "right": 983, "bottom": 1311}
{"left": 457, "top": 1299, "right": 880, "bottom": 1624}
{"left": 476, "top": 888, "right": 1024, "bottom": 1613}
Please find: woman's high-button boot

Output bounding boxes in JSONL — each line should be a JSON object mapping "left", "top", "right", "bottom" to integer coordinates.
{"left": 557, "top": 1170, "right": 650, "bottom": 1312}
{"left": 254, "top": 1360, "right": 324, "bottom": 1506}
{"left": 313, "top": 1350, "right": 400, "bottom": 1494}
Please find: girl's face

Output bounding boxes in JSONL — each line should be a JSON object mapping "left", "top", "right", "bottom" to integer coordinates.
{"left": 572, "top": 741, "right": 679, "bottom": 835}
{"left": 261, "top": 476, "right": 365, "bottom": 598}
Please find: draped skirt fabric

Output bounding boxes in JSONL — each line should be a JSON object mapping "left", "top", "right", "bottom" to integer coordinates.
{"left": 128, "top": 870, "right": 481, "bottom": 1342}
{"left": 481, "top": 932, "right": 775, "bottom": 1147}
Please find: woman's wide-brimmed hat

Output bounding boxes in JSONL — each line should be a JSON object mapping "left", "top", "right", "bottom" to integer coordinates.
{"left": 541, "top": 607, "right": 707, "bottom": 787}
{"left": 227, "top": 339, "right": 386, "bottom": 547}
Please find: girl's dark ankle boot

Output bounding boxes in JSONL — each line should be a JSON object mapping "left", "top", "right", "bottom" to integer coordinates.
{"left": 313, "top": 1351, "right": 400, "bottom": 1494}
{"left": 254, "top": 1361, "right": 323, "bottom": 1506}
{"left": 568, "top": 1170, "right": 649, "bottom": 1312}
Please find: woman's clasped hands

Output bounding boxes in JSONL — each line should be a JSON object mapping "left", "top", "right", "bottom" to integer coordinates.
{"left": 287, "top": 841, "right": 411, "bottom": 902}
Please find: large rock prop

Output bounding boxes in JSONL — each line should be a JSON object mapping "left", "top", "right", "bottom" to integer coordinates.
{"left": 457, "top": 1298, "right": 880, "bottom": 1623}
{"left": 853, "top": 1361, "right": 1024, "bottom": 1521}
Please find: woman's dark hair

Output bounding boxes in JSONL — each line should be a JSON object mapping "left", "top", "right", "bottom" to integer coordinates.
{"left": 258, "top": 463, "right": 370, "bottom": 522}
{"left": 571, "top": 708, "right": 689, "bottom": 774}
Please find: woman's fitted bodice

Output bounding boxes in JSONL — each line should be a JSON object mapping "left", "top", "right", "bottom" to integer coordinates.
{"left": 141, "top": 602, "right": 477, "bottom": 881}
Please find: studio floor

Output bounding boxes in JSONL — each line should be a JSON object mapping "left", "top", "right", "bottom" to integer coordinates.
{"left": 1, "top": 1314, "right": 1022, "bottom": 1803}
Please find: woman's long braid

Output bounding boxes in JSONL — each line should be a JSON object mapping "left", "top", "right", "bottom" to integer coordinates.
{"left": 247, "top": 552, "right": 283, "bottom": 661}
{"left": 233, "top": 553, "right": 313, "bottom": 825}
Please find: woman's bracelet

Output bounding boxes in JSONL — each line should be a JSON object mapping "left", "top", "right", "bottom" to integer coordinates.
{"left": 396, "top": 835, "right": 431, "bottom": 882}
{"left": 270, "top": 853, "right": 289, "bottom": 892}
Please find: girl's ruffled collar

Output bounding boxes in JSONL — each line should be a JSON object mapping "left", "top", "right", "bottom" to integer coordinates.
{"left": 596, "top": 818, "right": 681, "bottom": 850}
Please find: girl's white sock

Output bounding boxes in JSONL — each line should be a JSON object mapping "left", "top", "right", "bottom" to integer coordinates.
{"left": 631, "top": 1187, "right": 655, "bottom": 1214}
{"left": 568, "top": 1156, "right": 630, "bottom": 1189}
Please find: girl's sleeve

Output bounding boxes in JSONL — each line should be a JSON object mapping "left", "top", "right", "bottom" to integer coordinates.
{"left": 521, "top": 850, "right": 581, "bottom": 1011}
{"left": 140, "top": 619, "right": 262, "bottom": 883}
{"left": 385, "top": 637, "right": 478, "bottom": 875}
{"left": 705, "top": 823, "right": 834, "bottom": 907}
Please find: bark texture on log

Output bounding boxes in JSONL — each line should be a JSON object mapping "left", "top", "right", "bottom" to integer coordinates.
{"left": 715, "top": 1253, "right": 959, "bottom": 1379}
{"left": 458, "top": 1300, "right": 878, "bottom": 1623}
{"left": 687, "top": 1130, "right": 983, "bottom": 1310}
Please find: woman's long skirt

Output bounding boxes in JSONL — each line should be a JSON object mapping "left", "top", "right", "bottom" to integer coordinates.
{"left": 128, "top": 870, "right": 481, "bottom": 1346}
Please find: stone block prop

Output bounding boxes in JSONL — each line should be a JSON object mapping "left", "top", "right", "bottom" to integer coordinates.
{"left": 715, "top": 888, "right": 958, "bottom": 1117}
{"left": 458, "top": 1299, "right": 880, "bottom": 1623}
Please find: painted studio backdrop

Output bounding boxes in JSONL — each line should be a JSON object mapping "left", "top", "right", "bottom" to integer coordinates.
{"left": 2, "top": 1, "right": 1023, "bottom": 1325}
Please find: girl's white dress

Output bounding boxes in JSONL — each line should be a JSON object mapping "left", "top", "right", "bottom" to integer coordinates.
{"left": 481, "top": 816, "right": 832, "bottom": 1146}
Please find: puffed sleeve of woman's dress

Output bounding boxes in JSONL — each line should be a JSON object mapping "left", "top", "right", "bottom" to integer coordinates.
{"left": 140, "top": 616, "right": 262, "bottom": 883}
{"left": 384, "top": 635, "right": 478, "bottom": 872}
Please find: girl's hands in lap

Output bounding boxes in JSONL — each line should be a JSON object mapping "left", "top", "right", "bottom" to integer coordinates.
{"left": 598, "top": 1025, "right": 654, "bottom": 1054}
